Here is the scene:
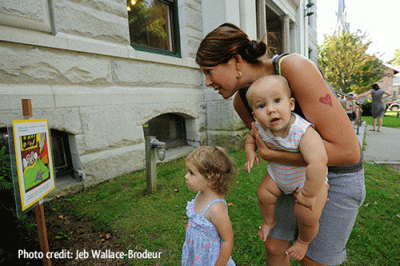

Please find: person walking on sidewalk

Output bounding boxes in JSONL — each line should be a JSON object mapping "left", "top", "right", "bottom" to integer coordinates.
{"left": 359, "top": 84, "right": 392, "bottom": 132}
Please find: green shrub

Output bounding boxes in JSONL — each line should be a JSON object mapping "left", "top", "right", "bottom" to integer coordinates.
{"left": 362, "top": 99, "right": 372, "bottom": 116}
{"left": 0, "top": 146, "right": 12, "bottom": 191}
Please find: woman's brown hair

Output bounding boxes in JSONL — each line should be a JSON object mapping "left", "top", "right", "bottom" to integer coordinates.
{"left": 196, "top": 23, "right": 271, "bottom": 67}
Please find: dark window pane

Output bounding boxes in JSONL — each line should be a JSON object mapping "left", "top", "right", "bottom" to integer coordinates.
{"left": 145, "top": 113, "right": 187, "bottom": 149}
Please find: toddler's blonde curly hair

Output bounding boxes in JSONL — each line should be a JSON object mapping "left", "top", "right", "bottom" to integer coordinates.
{"left": 185, "top": 146, "right": 238, "bottom": 195}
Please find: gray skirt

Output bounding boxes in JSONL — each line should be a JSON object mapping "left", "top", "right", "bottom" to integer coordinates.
{"left": 268, "top": 168, "right": 366, "bottom": 265}
{"left": 372, "top": 102, "right": 386, "bottom": 118}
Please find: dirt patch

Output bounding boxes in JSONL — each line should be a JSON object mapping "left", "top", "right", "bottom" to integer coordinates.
{"left": 6, "top": 198, "right": 129, "bottom": 266}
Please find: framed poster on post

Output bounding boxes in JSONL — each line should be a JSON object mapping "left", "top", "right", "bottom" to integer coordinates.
{"left": 12, "top": 118, "right": 55, "bottom": 211}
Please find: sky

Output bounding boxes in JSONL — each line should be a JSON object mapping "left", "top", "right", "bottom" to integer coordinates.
{"left": 317, "top": 0, "right": 400, "bottom": 63}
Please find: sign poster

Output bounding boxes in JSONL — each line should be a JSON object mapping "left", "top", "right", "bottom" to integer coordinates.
{"left": 12, "top": 119, "right": 55, "bottom": 211}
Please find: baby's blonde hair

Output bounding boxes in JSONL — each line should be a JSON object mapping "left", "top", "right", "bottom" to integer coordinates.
{"left": 185, "top": 146, "right": 237, "bottom": 195}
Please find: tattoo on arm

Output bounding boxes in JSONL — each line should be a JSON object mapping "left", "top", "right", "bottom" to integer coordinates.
{"left": 319, "top": 94, "right": 333, "bottom": 107}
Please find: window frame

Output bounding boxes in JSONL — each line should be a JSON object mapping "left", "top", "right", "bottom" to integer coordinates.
{"left": 128, "top": 0, "right": 181, "bottom": 57}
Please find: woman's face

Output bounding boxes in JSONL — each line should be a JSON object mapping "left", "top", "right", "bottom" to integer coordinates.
{"left": 200, "top": 59, "right": 240, "bottom": 99}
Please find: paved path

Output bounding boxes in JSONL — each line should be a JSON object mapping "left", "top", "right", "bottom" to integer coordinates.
{"left": 362, "top": 124, "right": 400, "bottom": 163}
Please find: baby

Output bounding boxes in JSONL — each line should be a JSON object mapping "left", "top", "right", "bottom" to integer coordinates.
{"left": 245, "top": 75, "right": 329, "bottom": 260}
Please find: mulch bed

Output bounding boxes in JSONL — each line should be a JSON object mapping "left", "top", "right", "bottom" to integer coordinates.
{"left": 5, "top": 198, "right": 129, "bottom": 266}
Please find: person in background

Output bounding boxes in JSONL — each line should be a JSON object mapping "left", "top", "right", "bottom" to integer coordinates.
{"left": 358, "top": 83, "right": 392, "bottom": 132}
{"left": 340, "top": 93, "right": 361, "bottom": 123}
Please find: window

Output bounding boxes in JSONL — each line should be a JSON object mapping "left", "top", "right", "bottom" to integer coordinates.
{"left": 144, "top": 113, "right": 187, "bottom": 149}
{"left": 265, "top": 5, "right": 283, "bottom": 55}
{"left": 127, "top": 0, "right": 180, "bottom": 56}
{"left": 50, "top": 130, "right": 74, "bottom": 178}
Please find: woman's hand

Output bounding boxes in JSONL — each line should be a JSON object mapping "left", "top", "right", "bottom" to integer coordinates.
{"left": 293, "top": 188, "right": 316, "bottom": 211}
{"left": 293, "top": 186, "right": 330, "bottom": 206}
{"left": 251, "top": 122, "right": 273, "bottom": 162}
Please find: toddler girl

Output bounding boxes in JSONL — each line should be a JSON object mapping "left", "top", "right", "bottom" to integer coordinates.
{"left": 181, "top": 146, "right": 237, "bottom": 266}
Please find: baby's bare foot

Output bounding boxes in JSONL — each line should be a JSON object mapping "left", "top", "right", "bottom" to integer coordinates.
{"left": 258, "top": 221, "right": 276, "bottom": 241}
{"left": 286, "top": 238, "right": 309, "bottom": 260}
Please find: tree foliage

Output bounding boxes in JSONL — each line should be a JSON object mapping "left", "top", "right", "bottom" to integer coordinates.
{"left": 128, "top": 0, "right": 170, "bottom": 50}
{"left": 318, "top": 31, "right": 385, "bottom": 94}
{"left": 389, "top": 48, "right": 400, "bottom": 66}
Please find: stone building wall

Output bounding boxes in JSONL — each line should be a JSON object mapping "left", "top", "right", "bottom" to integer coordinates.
{"left": 0, "top": 0, "right": 319, "bottom": 196}
{"left": 0, "top": 0, "right": 205, "bottom": 192}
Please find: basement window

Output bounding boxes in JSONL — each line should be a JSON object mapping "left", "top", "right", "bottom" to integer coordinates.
{"left": 50, "top": 129, "right": 74, "bottom": 178}
{"left": 144, "top": 113, "right": 187, "bottom": 149}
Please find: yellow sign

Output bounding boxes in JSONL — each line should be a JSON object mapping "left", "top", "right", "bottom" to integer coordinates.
{"left": 12, "top": 119, "right": 55, "bottom": 211}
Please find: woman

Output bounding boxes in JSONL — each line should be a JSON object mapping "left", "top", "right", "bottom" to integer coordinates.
{"left": 359, "top": 83, "right": 392, "bottom": 132}
{"left": 196, "top": 23, "right": 366, "bottom": 266}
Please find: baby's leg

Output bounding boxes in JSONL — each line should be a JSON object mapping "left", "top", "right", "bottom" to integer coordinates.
{"left": 286, "top": 183, "right": 328, "bottom": 260}
{"left": 257, "top": 172, "right": 282, "bottom": 241}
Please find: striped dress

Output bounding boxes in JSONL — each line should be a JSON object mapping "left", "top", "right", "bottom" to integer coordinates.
{"left": 256, "top": 113, "right": 312, "bottom": 194}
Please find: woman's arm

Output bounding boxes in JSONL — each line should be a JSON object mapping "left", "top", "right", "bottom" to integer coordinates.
{"left": 383, "top": 90, "right": 392, "bottom": 97}
{"left": 358, "top": 90, "right": 371, "bottom": 98}
{"left": 233, "top": 93, "right": 306, "bottom": 166}
{"left": 280, "top": 55, "right": 360, "bottom": 166}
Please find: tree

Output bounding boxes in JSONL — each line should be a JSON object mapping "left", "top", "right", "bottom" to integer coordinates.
{"left": 389, "top": 49, "right": 400, "bottom": 66}
{"left": 318, "top": 30, "right": 385, "bottom": 94}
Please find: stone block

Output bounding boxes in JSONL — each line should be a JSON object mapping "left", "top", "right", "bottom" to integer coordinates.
{"left": 112, "top": 59, "right": 202, "bottom": 87}
{"left": 206, "top": 129, "right": 248, "bottom": 151}
{"left": 53, "top": 0, "right": 129, "bottom": 44}
{"left": 0, "top": 43, "right": 113, "bottom": 85}
{"left": 80, "top": 144, "right": 146, "bottom": 187}
{"left": 78, "top": 104, "right": 142, "bottom": 154}
{"left": 206, "top": 99, "right": 246, "bottom": 131}
{"left": 34, "top": 107, "right": 82, "bottom": 135}
{"left": 0, "top": 84, "right": 55, "bottom": 110}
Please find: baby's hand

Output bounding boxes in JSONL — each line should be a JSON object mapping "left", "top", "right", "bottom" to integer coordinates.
{"left": 245, "top": 150, "right": 259, "bottom": 173}
{"left": 293, "top": 188, "right": 316, "bottom": 211}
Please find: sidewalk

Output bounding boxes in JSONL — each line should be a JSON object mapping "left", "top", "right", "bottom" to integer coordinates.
{"left": 360, "top": 123, "right": 400, "bottom": 164}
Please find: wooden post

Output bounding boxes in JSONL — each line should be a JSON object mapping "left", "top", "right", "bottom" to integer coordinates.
{"left": 21, "top": 99, "right": 51, "bottom": 266}
{"left": 145, "top": 136, "right": 157, "bottom": 193}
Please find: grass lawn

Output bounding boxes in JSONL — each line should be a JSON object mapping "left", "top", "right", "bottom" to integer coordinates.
{"left": 362, "top": 111, "right": 400, "bottom": 128}
{"left": 49, "top": 149, "right": 400, "bottom": 265}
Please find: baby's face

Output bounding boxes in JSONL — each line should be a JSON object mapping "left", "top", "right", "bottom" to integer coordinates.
{"left": 249, "top": 83, "right": 295, "bottom": 136}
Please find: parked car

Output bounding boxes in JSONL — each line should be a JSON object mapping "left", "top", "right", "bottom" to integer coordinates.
{"left": 387, "top": 99, "right": 400, "bottom": 111}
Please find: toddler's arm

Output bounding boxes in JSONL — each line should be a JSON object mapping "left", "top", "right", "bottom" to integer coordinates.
{"left": 297, "top": 126, "right": 328, "bottom": 210}
{"left": 209, "top": 202, "right": 234, "bottom": 266}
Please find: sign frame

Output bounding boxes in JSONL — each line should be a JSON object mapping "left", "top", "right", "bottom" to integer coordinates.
{"left": 12, "top": 118, "right": 55, "bottom": 212}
